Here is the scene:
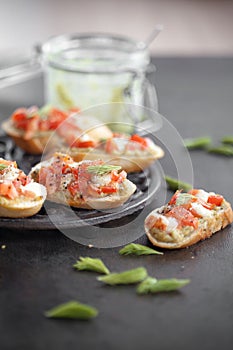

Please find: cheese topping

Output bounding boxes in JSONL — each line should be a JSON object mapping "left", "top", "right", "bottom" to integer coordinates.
{"left": 23, "top": 182, "right": 47, "bottom": 200}
{"left": 0, "top": 164, "right": 20, "bottom": 182}
{"left": 194, "top": 189, "right": 209, "bottom": 202}
{"left": 191, "top": 202, "right": 213, "bottom": 217}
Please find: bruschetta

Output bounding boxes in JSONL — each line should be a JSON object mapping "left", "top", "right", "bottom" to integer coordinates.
{"left": 0, "top": 158, "right": 46, "bottom": 218}
{"left": 145, "top": 189, "right": 233, "bottom": 249}
{"left": 57, "top": 113, "right": 113, "bottom": 144}
{"left": 1, "top": 105, "right": 80, "bottom": 155}
{"left": 60, "top": 132, "right": 164, "bottom": 173}
{"left": 29, "top": 153, "right": 136, "bottom": 210}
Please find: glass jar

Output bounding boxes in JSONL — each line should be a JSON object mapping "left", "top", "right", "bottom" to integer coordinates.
{"left": 0, "top": 33, "right": 158, "bottom": 132}
{"left": 41, "top": 33, "right": 158, "bottom": 125}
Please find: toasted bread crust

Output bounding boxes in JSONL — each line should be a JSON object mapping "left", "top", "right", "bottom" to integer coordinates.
{"left": 2, "top": 120, "right": 52, "bottom": 155}
{"left": 63, "top": 145, "right": 164, "bottom": 173}
{"left": 0, "top": 197, "right": 45, "bottom": 218}
{"left": 43, "top": 179, "right": 136, "bottom": 210}
{"left": 145, "top": 200, "right": 233, "bottom": 249}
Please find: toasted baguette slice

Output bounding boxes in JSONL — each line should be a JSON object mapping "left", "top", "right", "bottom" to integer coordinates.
{"left": 62, "top": 135, "right": 164, "bottom": 173}
{"left": 2, "top": 120, "right": 53, "bottom": 154}
{"left": 0, "top": 158, "right": 46, "bottom": 218}
{"left": 145, "top": 189, "right": 233, "bottom": 249}
{"left": 29, "top": 153, "right": 136, "bottom": 210}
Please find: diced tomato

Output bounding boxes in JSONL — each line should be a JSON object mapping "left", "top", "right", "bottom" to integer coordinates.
{"left": 130, "top": 134, "right": 147, "bottom": 148}
{"left": 117, "top": 170, "right": 127, "bottom": 183}
{"left": 24, "top": 116, "right": 40, "bottom": 140}
{"left": 11, "top": 107, "right": 40, "bottom": 137}
{"left": 197, "top": 199, "right": 213, "bottom": 210}
{"left": 11, "top": 108, "right": 28, "bottom": 129}
{"left": 47, "top": 108, "right": 69, "bottom": 129}
{"left": 38, "top": 119, "right": 50, "bottom": 131}
{"left": 166, "top": 206, "right": 199, "bottom": 229}
{"left": 68, "top": 181, "right": 80, "bottom": 197}
{"left": 71, "top": 140, "right": 96, "bottom": 148}
{"left": 0, "top": 182, "right": 18, "bottom": 199}
{"left": 110, "top": 170, "right": 126, "bottom": 183}
{"left": 101, "top": 186, "right": 117, "bottom": 194}
{"left": 207, "top": 194, "right": 223, "bottom": 206}
{"left": 168, "top": 190, "right": 182, "bottom": 205}
{"left": 111, "top": 170, "right": 120, "bottom": 182}
{"left": 188, "top": 189, "right": 199, "bottom": 196}
{"left": 62, "top": 165, "right": 71, "bottom": 175}
{"left": 11, "top": 106, "right": 70, "bottom": 135}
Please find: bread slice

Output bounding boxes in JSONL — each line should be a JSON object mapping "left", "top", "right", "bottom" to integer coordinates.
{"left": 0, "top": 193, "right": 46, "bottom": 218}
{"left": 62, "top": 139, "right": 164, "bottom": 173}
{"left": 29, "top": 153, "right": 136, "bottom": 210}
{"left": 0, "top": 159, "right": 47, "bottom": 218}
{"left": 2, "top": 120, "right": 53, "bottom": 155}
{"left": 145, "top": 189, "right": 233, "bottom": 249}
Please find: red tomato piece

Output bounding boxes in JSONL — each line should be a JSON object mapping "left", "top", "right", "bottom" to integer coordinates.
{"left": 72, "top": 140, "right": 96, "bottom": 148}
{"left": 168, "top": 190, "right": 182, "bottom": 205}
{"left": 111, "top": 170, "right": 120, "bottom": 182}
{"left": 130, "top": 134, "right": 147, "bottom": 148}
{"left": 47, "top": 108, "right": 69, "bottom": 129}
{"left": 0, "top": 182, "right": 18, "bottom": 199}
{"left": 207, "top": 194, "right": 223, "bottom": 206}
{"left": 68, "top": 181, "right": 80, "bottom": 197}
{"left": 188, "top": 189, "right": 199, "bottom": 196}
{"left": 101, "top": 186, "right": 117, "bottom": 194}
{"left": 166, "top": 206, "right": 199, "bottom": 229}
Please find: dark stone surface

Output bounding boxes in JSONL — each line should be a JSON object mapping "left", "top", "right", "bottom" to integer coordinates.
{"left": 0, "top": 57, "right": 233, "bottom": 350}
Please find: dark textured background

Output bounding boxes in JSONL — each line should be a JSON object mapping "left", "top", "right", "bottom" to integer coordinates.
{"left": 0, "top": 57, "right": 233, "bottom": 350}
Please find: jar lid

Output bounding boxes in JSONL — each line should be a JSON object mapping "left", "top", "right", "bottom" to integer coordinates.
{"left": 42, "top": 33, "right": 151, "bottom": 73}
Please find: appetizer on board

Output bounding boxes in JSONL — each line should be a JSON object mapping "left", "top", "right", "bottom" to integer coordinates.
{"left": 2, "top": 105, "right": 80, "bottom": 155}
{"left": 0, "top": 158, "right": 46, "bottom": 218}
{"left": 145, "top": 189, "right": 233, "bottom": 249}
{"left": 60, "top": 130, "right": 164, "bottom": 173}
{"left": 29, "top": 153, "right": 136, "bottom": 210}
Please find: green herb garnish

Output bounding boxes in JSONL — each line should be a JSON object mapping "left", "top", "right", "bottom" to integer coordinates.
{"left": 119, "top": 243, "right": 163, "bottom": 256}
{"left": 165, "top": 175, "right": 192, "bottom": 192}
{"left": 184, "top": 137, "right": 211, "bottom": 150}
{"left": 221, "top": 136, "right": 233, "bottom": 145}
{"left": 87, "top": 165, "right": 122, "bottom": 175}
{"left": 136, "top": 277, "right": 158, "bottom": 294}
{"left": 0, "top": 163, "right": 8, "bottom": 170}
{"left": 45, "top": 300, "right": 98, "bottom": 320}
{"left": 97, "top": 267, "right": 147, "bottom": 285}
{"left": 73, "top": 257, "right": 110, "bottom": 275}
{"left": 137, "top": 278, "right": 190, "bottom": 294}
{"left": 208, "top": 145, "right": 233, "bottom": 156}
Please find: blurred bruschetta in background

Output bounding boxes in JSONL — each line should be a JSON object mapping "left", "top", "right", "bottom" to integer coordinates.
{"left": 1, "top": 105, "right": 78, "bottom": 154}
{"left": 59, "top": 131, "right": 164, "bottom": 173}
